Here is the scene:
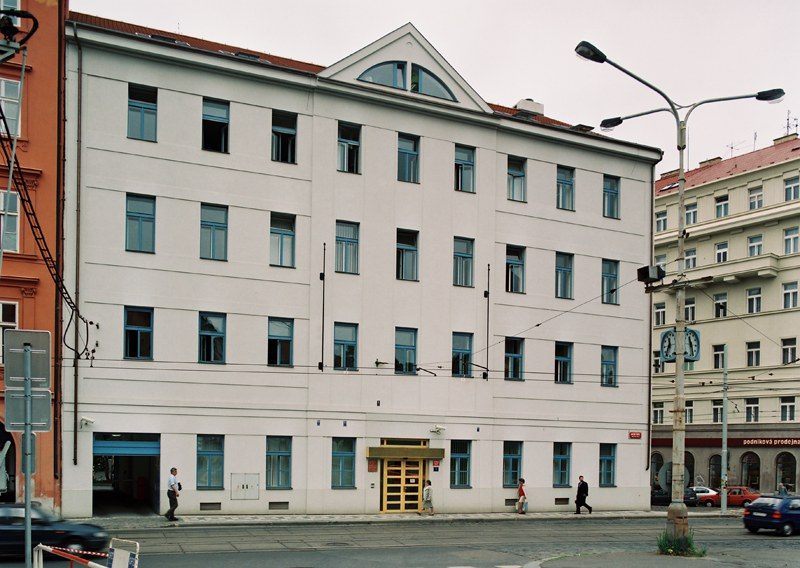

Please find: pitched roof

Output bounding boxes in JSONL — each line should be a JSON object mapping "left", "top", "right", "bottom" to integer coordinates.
{"left": 655, "top": 135, "right": 800, "bottom": 196}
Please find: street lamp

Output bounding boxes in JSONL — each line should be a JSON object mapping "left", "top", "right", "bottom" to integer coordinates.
{"left": 575, "top": 39, "right": 784, "bottom": 539}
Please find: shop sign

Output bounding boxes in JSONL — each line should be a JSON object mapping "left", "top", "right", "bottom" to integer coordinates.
{"left": 742, "top": 438, "right": 800, "bottom": 447}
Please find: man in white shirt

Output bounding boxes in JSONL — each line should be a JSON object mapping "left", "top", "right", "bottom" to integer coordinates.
{"left": 165, "top": 467, "right": 180, "bottom": 521}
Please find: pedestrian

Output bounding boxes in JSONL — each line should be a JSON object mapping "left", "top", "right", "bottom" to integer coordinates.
{"left": 517, "top": 478, "right": 527, "bottom": 514}
{"left": 420, "top": 479, "right": 434, "bottom": 516}
{"left": 575, "top": 475, "right": 592, "bottom": 514}
{"left": 165, "top": 467, "right": 181, "bottom": 521}
{"left": 777, "top": 482, "right": 788, "bottom": 496}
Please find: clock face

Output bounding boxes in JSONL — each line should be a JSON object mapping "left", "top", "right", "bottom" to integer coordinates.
{"left": 661, "top": 332, "right": 675, "bottom": 353}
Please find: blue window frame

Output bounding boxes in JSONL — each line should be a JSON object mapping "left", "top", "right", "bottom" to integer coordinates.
{"left": 127, "top": 84, "right": 157, "bottom": 142}
{"left": 555, "top": 252, "right": 573, "bottom": 299}
{"left": 335, "top": 221, "right": 359, "bottom": 274}
{"left": 270, "top": 213, "right": 295, "bottom": 267}
{"left": 454, "top": 145, "right": 475, "bottom": 192}
{"left": 603, "top": 175, "right": 620, "bottom": 219}
{"left": 601, "top": 346, "right": 618, "bottom": 387}
{"left": 555, "top": 341, "right": 572, "bottom": 384}
{"left": 199, "top": 312, "right": 226, "bottom": 364}
{"left": 125, "top": 194, "right": 155, "bottom": 253}
{"left": 397, "top": 134, "right": 419, "bottom": 183}
{"left": 358, "top": 61, "right": 406, "bottom": 89}
{"left": 266, "top": 436, "right": 292, "bottom": 489}
{"left": 271, "top": 111, "right": 297, "bottom": 163}
{"left": 268, "top": 317, "right": 293, "bottom": 366}
{"left": 124, "top": 306, "right": 153, "bottom": 360}
{"left": 201, "top": 98, "right": 229, "bottom": 153}
{"left": 197, "top": 434, "right": 224, "bottom": 490}
{"left": 504, "top": 337, "right": 524, "bottom": 381}
{"left": 331, "top": 437, "right": 356, "bottom": 488}
{"left": 553, "top": 442, "right": 571, "bottom": 487}
{"left": 450, "top": 440, "right": 471, "bottom": 488}
{"left": 506, "top": 245, "right": 525, "bottom": 293}
{"left": 411, "top": 64, "right": 456, "bottom": 101}
{"left": 453, "top": 237, "right": 474, "bottom": 287}
{"left": 602, "top": 259, "right": 619, "bottom": 304}
{"left": 452, "top": 332, "right": 472, "bottom": 378}
{"left": 333, "top": 322, "right": 358, "bottom": 370}
{"left": 507, "top": 156, "right": 526, "bottom": 202}
{"left": 396, "top": 229, "right": 418, "bottom": 281}
{"left": 200, "top": 204, "right": 228, "bottom": 261}
{"left": 557, "top": 166, "right": 575, "bottom": 211}
{"left": 599, "top": 443, "right": 616, "bottom": 487}
{"left": 503, "top": 441, "right": 522, "bottom": 487}
{"left": 395, "top": 327, "right": 417, "bottom": 375}
{"left": 337, "top": 122, "right": 361, "bottom": 174}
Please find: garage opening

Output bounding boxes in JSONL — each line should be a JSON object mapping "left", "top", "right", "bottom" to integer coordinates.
{"left": 92, "top": 433, "right": 160, "bottom": 516}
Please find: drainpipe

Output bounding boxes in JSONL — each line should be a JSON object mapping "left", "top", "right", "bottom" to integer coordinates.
{"left": 70, "top": 21, "right": 83, "bottom": 466}
{"left": 646, "top": 162, "right": 656, "bottom": 476}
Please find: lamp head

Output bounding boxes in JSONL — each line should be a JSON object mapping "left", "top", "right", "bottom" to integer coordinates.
{"left": 755, "top": 88, "right": 785, "bottom": 103}
{"left": 600, "top": 117, "right": 623, "bottom": 131}
{"left": 575, "top": 41, "right": 607, "bottom": 64}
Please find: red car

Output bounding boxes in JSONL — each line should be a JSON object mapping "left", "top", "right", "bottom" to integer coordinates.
{"left": 703, "top": 486, "right": 760, "bottom": 507}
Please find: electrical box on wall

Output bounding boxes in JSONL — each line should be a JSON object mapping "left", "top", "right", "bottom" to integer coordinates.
{"left": 230, "top": 473, "right": 259, "bottom": 500}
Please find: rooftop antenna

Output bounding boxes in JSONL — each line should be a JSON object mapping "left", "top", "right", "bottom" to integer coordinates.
{"left": 725, "top": 139, "right": 745, "bottom": 158}
{"left": 787, "top": 110, "right": 799, "bottom": 135}
{"left": 753, "top": 131, "right": 757, "bottom": 151}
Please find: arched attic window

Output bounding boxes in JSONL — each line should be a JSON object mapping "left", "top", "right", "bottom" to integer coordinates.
{"left": 358, "top": 61, "right": 406, "bottom": 89}
{"left": 410, "top": 64, "right": 456, "bottom": 101}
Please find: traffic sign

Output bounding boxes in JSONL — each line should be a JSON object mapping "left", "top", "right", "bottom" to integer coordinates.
{"left": 5, "top": 388, "right": 51, "bottom": 432}
{"left": 3, "top": 329, "right": 50, "bottom": 388}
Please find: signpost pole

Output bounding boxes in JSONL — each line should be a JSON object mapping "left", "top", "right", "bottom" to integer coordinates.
{"left": 23, "top": 343, "right": 32, "bottom": 568}
{"left": 721, "top": 345, "right": 729, "bottom": 514}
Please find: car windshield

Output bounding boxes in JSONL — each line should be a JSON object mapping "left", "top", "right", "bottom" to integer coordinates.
{"left": 751, "top": 497, "right": 782, "bottom": 508}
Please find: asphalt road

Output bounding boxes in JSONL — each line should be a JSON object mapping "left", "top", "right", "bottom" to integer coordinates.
{"left": 3, "top": 517, "right": 797, "bottom": 567}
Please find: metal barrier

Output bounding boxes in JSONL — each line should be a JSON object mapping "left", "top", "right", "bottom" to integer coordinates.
{"left": 32, "top": 538, "right": 139, "bottom": 568}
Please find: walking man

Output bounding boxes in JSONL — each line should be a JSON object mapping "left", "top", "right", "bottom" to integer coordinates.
{"left": 575, "top": 475, "right": 592, "bottom": 514}
{"left": 420, "top": 480, "right": 434, "bottom": 515}
{"left": 517, "top": 478, "right": 527, "bottom": 514}
{"left": 165, "top": 467, "right": 180, "bottom": 521}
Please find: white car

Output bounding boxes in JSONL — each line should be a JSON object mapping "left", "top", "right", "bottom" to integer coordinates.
{"left": 691, "top": 486, "right": 719, "bottom": 506}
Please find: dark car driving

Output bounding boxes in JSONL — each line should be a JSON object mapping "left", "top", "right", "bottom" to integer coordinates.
{"left": 743, "top": 495, "right": 800, "bottom": 536}
{"left": 0, "top": 503, "right": 109, "bottom": 555}
{"left": 651, "top": 487, "right": 698, "bottom": 507}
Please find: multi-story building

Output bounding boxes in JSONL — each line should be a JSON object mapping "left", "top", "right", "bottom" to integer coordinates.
{"left": 62, "top": 12, "right": 661, "bottom": 517}
{"left": 651, "top": 133, "right": 800, "bottom": 493}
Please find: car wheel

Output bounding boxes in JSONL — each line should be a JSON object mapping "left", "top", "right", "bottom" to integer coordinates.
{"left": 742, "top": 500, "right": 751, "bottom": 507}
{"left": 778, "top": 522, "right": 793, "bottom": 537}
{"left": 746, "top": 526, "right": 759, "bottom": 534}
{"left": 704, "top": 500, "right": 713, "bottom": 508}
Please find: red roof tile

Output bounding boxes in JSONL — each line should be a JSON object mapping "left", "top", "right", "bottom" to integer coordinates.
{"left": 655, "top": 136, "right": 800, "bottom": 196}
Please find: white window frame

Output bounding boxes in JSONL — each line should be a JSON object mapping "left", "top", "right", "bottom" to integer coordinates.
{"left": 684, "top": 248, "right": 696, "bottom": 269}
{"left": 684, "top": 297, "right": 696, "bottom": 322}
{"left": 652, "top": 402, "right": 664, "bottom": 424}
{"left": 713, "top": 344, "right": 725, "bottom": 369}
{"left": 746, "top": 288, "right": 761, "bottom": 314}
{"left": 715, "top": 195, "right": 729, "bottom": 218}
{"left": 745, "top": 398, "right": 759, "bottom": 423}
{"left": 0, "top": 190, "right": 19, "bottom": 253}
{"left": 783, "top": 282, "right": 799, "bottom": 309}
{"left": 655, "top": 211, "right": 667, "bottom": 232}
{"left": 784, "top": 227, "right": 799, "bottom": 255}
{"left": 712, "top": 400, "right": 723, "bottom": 424}
{"left": 746, "top": 341, "right": 760, "bottom": 367}
{"left": 0, "top": 300, "right": 18, "bottom": 364}
{"left": 781, "top": 397, "right": 796, "bottom": 422}
{"left": 715, "top": 242, "right": 728, "bottom": 263}
{"left": 654, "top": 302, "right": 666, "bottom": 326}
{"left": 685, "top": 203, "right": 697, "bottom": 225}
{"left": 0, "top": 77, "right": 21, "bottom": 138}
{"left": 786, "top": 177, "right": 800, "bottom": 202}
{"left": 748, "top": 187, "right": 763, "bottom": 210}
{"left": 747, "top": 235, "right": 762, "bottom": 257}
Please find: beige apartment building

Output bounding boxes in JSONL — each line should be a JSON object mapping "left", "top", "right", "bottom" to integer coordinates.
{"left": 651, "top": 133, "right": 800, "bottom": 494}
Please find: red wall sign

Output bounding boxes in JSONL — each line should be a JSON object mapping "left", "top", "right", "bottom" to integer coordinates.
{"left": 367, "top": 459, "right": 378, "bottom": 472}
{"left": 629, "top": 432, "right": 642, "bottom": 439}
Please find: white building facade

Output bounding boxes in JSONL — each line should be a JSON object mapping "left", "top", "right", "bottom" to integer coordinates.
{"left": 61, "top": 13, "right": 661, "bottom": 517}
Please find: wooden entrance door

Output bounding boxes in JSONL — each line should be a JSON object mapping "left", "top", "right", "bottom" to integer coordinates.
{"left": 382, "top": 458, "right": 424, "bottom": 512}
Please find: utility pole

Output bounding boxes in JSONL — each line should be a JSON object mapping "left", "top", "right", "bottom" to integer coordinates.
{"left": 721, "top": 345, "right": 729, "bottom": 513}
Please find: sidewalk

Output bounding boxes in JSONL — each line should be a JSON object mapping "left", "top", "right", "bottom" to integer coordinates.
{"left": 78, "top": 508, "right": 741, "bottom": 532}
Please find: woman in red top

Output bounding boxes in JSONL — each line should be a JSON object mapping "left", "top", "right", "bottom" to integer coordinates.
{"left": 517, "top": 478, "right": 527, "bottom": 514}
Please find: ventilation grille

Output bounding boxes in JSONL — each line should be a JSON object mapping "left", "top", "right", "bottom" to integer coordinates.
{"left": 269, "top": 501, "right": 289, "bottom": 510}
{"left": 200, "top": 502, "right": 221, "bottom": 511}
{"left": 555, "top": 497, "right": 570, "bottom": 506}
{"left": 504, "top": 498, "right": 518, "bottom": 507}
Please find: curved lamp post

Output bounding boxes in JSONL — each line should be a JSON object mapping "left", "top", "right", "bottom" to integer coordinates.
{"left": 575, "top": 39, "right": 783, "bottom": 538}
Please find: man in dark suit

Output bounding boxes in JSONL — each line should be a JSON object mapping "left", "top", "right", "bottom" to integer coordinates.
{"left": 575, "top": 475, "right": 592, "bottom": 514}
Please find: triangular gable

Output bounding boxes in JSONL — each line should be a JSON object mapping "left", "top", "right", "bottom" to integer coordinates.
{"left": 319, "top": 23, "right": 492, "bottom": 113}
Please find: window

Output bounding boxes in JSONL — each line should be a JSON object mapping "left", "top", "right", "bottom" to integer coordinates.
{"left": 655, "top": 254, "right": 667, "bottom": 270}
{"left": 331, "top": 438, "right": 355, "bottom": 489}
{"left": 685, "top": 203, "right": 697, "bottom": 225}
{"left": 333, "top": 323, "right": 358, "bottom": 370}
{"left": 270, "top": 213, "right": 295, "bottom": 268}
{"left": 603, "top": 175, "right": 620, "bottom": 219}
{"left": 749, "top": 187, "right": 763, "bottom": 210}
{"left": 653, "top": 402, "right": 664, "bottom": 424}
{"left": 124, "top": 307, "right": 153, "bottom": 360}
{"left": 746, "top": 288, "right": 761, "bottom": 314}
{"left": 452, "top": 332, "right": 472, "bottom": 378}
{"left": 685, "top": 297, "right": 695, "bottom": 322}
{"left": 684, "top": 360, "right": 695, "bottom": 372}
{"left": 411, "top": 64, "right": 456, "bottom": 101}
{"left": 601, "top": 259, "right": 619, "bottom": 304}
{"left": 0, "top": 302, "right": 18, "bottom": 364}
{"left": 200, "top": 204, "right": 228, "bottom": 261}
{"left": 271, "top": 111, "right": 297, "bottom": 163}
{"left": 127, "top": 84, "right": 157, "bottom": 141}
{"left": 507, "top": 156, "right": 526, "bottom": 201}
{"left": 505, "top": 245, "right": 525, "bottom": 293}
{"left": 655, "top": 211, "right": 667, "bottom": 232}
{"left": 713, "top": 344, "right": 726, "bottom": 369}
{"left": 397, "top": 134, "right": 419, "bottom": 183}
{"left": 196, "top": 435, "right": 224, "bottom": 490}
{"left": 553, "top": 442, "right": 571, "bottom": 487}
{"left": 601, "top": 346, "right": 618, "bottom": 387}
{"left": 714, "top": 293, "right": 727, "bottom": 318}
{"left": 781, "top": 397, "right": 796, "bottom": 422}
{"left": 503, "top": 441, "right": 522, "bottom": 488}
{"left": 784, "top": 282, "right": 799, "bottom": 309}
{"left": 748, "top": 235, "right": 763, "bottom": 257}
{"left": 599, "top": 444, "right": 616, "bottom": 487}
{"left": 783, "top": 338, "right": 797, "bottom": 365}
{"left": 784, "top": 227, "right": 799, "bottom": 255}
{"left": 394, "top": 327, "right": 417, "bottom": 375}
{"left": 453, "top": 237, "right": 474, "bottom": 287}
{"left": 504, "top": 337, "right": 524, "bottom": 381}
{"left": 555, "top": 252, "right": 573, "bottom": 299}
{"left": 0, "top": 78, "right": 20, "bottom": 136}
{"left": 554, "top": 341, "right": 572, "bottom": 384}
{"left": 266, "top": 436, "right": 291, "bottom": 489}
{"left": 654, "top": 302, "right": 666, "bottom": 326}
{"left": 268, "top": 318, "right": 293, "bottom": 366}
{"left": 454, "top": 145, "right": 475, "bottom": 192}
{"left": 450, "top": 440, "right": 471, "bottom": 488}
{"left": 125, "top": 194, "right": 155, "bottom": 253}
{"left": 715, "top": 242, "right": 728, "bottom": 263}
{"left": 556, "top": 166, "right": 575, "bottom": 211}
{"left": 199, "top": 312, "right": 226, "bottom": 364}
{"left": 746, "top": 398, "right": 759, "bottom": 423}
{"left": 335, "top": 221, "right": 359, "bottom": 274}
{"left": 358, "top": 61, "right": 405, "bottom": 88}
{"left": 396, "top": 230, "right": 418, "bottom": 281}
{"left": 652, "top": 351, "right": 663, "bottom": 374}
{"left": 786, "top": 177, "right": 800, "bottom": 201}
{"left": 746, "top": 341, "right": 760, "bottom": 367}
{"left": 712, "top": 400, "right": 723, "bottom": 424}
{"left": 684, "top": 248, "right": 696, "bottom": 269}
{"left": 685, "top": 400, "right": 694, "bottom": 424}
{"left": 201, "top": 98, "right": 229, "bottom": 153}
{"left": 0, "top": 191, "right": 19, "bottom": 252}
{"left": 715, "top": 195, "right": 729, "bottom": 218}
{"left": 337, "top": 122, "right": 360, "bottom": 173}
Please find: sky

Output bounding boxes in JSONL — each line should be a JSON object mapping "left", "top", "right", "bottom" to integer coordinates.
{"left": 69, "top": 0, "right": 800, "bottom": 175}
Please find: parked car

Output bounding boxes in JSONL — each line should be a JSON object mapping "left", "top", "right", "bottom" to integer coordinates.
{"left": 0, "top": 503, "right": 109, "bottom": 555}
{"left": 651, "top": 487, "right": 698, "bottom": 507}
{"left": 690, "top": 486, "right": 719, "bottom": 507}
{"left": 743, "top": 495, "right": 800, "bottom": 536}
